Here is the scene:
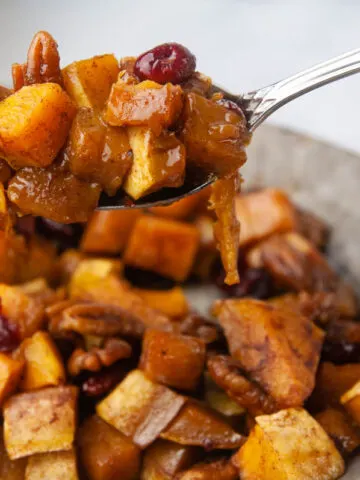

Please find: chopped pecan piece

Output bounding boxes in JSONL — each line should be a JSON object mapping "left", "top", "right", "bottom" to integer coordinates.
{"left": 178, "top": 312, "right": 220, "bottom": 344}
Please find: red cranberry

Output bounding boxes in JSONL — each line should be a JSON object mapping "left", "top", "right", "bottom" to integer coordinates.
{"left": 216, "top": 98, "right": 246, "bottom": 119}
{"left": 82, "top": 367, "right": 125, "bottom": 397}
{"left": 0, "top": 312, "right": 20, "bottom": 353}
{"left": 134, "top": 43, "right": 196, "bottom": 84}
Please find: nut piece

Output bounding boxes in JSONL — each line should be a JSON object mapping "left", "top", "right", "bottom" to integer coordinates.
{"left": 4, "top": 386, "right": 78, "bottom": 459}
{"left": 25, "top": 449, "right": 79, "bottom": 480}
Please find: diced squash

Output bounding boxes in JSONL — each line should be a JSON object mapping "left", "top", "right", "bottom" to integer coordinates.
{"left": 104, "top": 79, "right": 183, "bottom": 134}
{"left": 78, "top": 415, "right": 141, "bottom": 480}
{"left": 8, "top": 163, "right": 102, "bottom": 224}
{"left": 123, "top": 127, "right": 185, "bottom": 200}
{"left": 97, "top": 369, "right": 186, "bottom": 448}
{"left": 0, "top": 354, "right": 24, "bottom": 406}
{"left": 235, "top": 189, "right": 297, "bottom": 247}
{"left": 62, "top": 54, "right": 119, "bottom": 110}
{"left": 67, "top": 108, "right": 132, "bottom": 196}
{"left": 0, "top": 284, "right": 45, "bottom": 339}
{"left": 124, "top": 216, "right": 200, "bottom": 281}
{"left": 0, "top": 83, "right": 76, "bottom": 169}
{"left": 234, "top": 408, "right": 345, "bottom": 480}
{"left": 160, "top": 401, "right": 244, "bottom": 449}
{"left": 4, "top": 386, "right": 78, "bottom": 459}
{"left": 81, "top": 210, "right": 142, "bottom": 255}
{"left": 140, "top": 329, "right": 205, "bottom": 390}
{"left": 180, "top": 92, "right": 248, "bottom": 176}
{"left": 134, "top": 287, "right": 189, "bottom": 318}
{"left": 0, "top": 426, "right": 26, "bottom": 480}
{"left": 341, "top": 381, "right": 360, "bottom": 425}
{"left": 150, "top": 195, "right": 202, "bottom": 220}
{"left": 20, "top": 331, "right": 66, "bottom": 391}
{"left": 216, "top": 298, "right": 324, "bottom": 407}
{"left": 25, "top": 449, "right": 79, "bottom": 480}
{"left": 177, "top": 459, "right": 238, "bottom": 480}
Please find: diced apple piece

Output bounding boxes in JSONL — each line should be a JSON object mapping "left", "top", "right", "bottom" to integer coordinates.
{"left": 177, "top": 459, "right": 238, "bottom": 480}
{"left": 134, "top": 287, "right": 189, "bottom": 318}
{"left": 149, "top": 195, "right": 202, "bottom": 220}
{"left": 341, "top": 381, "right": 360, "bottom": 425}
{"left": 235, "top": 189, "right": 297, "bottom": 247}
{"left": 7, "top": 163, "right": 102, "bottom": 224}
{"left": 124, "top": 216, "right": 199, "bottom": 281}
{"left": 180, "top": 92, "right": 249, "bottom": 176}
{"left": 97, "top": 370, "right": 186, "bottom": 448}
{"left": 216, "top": 298, "right": 324, "bottom": 407}
{"left": 234, "top": 408, "right": 344, "bottom": 480}
{"left": 0, "top": 426, "right": 26, "bottom": 480}
{"left": 4, "top": 386, "right": 78, "bottom": 459}
{"left": 104, "top": 79, "right": 183, "bottom": 134}
{"left": 25, "top": 449, "right": 79, "bottom": 480}
{"left": 141, "top": 440, "right": 199, "bottom": 480}
{"left": 0, "top": 354, "right": 24, "bottom": 406}
{"left": 67, "top": 108, "right": 132, "bottom": 196}
{"left": 140, "top": 329, "right": 205, "bottom": 390}
{"left": 69, "top": 258, "right": 123, "bottom": 297}
{"left": 0, "top": 83, "right": 75, "bottom": 169}
{"left": 0, "top": 284, "right": 45, "bottom": 339}
{"left": 123, "top": 127, "right": 185, "bottom": 200}
{"left": 20, "top": 331, "right": 66, "bottom": 391}
{"left": 81, "top": 210, "right": 141, "bottom": 255}
{"left": 62, "top": 54, "right": 119, "bottom": 110}
{"left": 160, "top": 401, "right": 244, "bottom": 449}
{"left": 78, "top": 415, "right": 141, "bottom": 480}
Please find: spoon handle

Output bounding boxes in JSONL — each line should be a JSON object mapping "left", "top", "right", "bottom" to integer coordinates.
{"left": 241, "top": 48, "right": 360, "bottom": 132}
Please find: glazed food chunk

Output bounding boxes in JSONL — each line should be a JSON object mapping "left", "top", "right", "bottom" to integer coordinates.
{"left": 0, "top": 354, "right": 24, "bottom": 406}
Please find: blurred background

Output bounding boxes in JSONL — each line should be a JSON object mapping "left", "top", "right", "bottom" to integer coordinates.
{"left": 0, "top": 0, "right": 359, "bottom": 152}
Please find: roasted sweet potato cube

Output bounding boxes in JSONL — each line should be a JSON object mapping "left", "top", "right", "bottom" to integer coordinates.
{"left": 0, "top": 284, "right": 45, "bottom": 339}
{"left": 140, "top": 329, "right": 205, "bottom": 390}
{"left": 97, "top": 370, "right": 186, "bottom": 448}
{"left": 179, "top": 92, "right": 248, "bottom": 176}
{"left": 0, "top": 426, "right": 26, "bottom": 480}
{"left": 7, "top": 163, "right": 102, "bottom": 224}
{"left": 141, "top": 440, "right": 199, "bottom": 480}
{"left": 104, "top": 79, "right": 183, "bottom": 134}
{"left": 0, "top": 83, "right": 75, "bottom": 169}
{"left": 134, "top": 287, "right": 189, "bottom": 318}
{"left": 25, "top": 449, "right": 79, "bottom": 480}
{"left": 216, "top": 298, "right": 324, "bottom": 407}
{"left": 0, "top": 354, "right": 24, "bottom": 406}
{"left": 20, "top": 331, "right": 66, "bottom": 391}
{"left": 124, "top": 216, "right": 199, "bottom": 281}
{"left": 160, "top": 401, "right": 244, "bottom": 449}
{"left": 67, "top": 108, "right": 132, "bottom": 196}
{"left": 341, "top": 381, "right": 360, "bottom": 425}
{"left": 177, "top": 459, "right": 238, "bottom": 480}
{"left": 149, "top": 195, "right": 202, "bottom": 220}
{"left": 81, "top": 210, "right": 141, "bottom": 254}
{"left": 78, "top": 415, "right": 140, "bottom": 480}
{"left": 4, "top": 386, "right": 78, "bottom": 459}
{"left": 123, "top": 127, "right": 185, "bottom": 200}
{"left": 62, "top": 54, "right": 119, "bottom": 110}
{"left": 235, "top": 189, "right": 297, "bottom": 247}
{"left": 234, "top": 408, "right": 344, "bottom": 480}
{"left": 315, "top": 408, "right": 360, "bottom": 456}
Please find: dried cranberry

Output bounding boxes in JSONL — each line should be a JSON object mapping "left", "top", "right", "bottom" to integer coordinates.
{"left": 216, "top": 98, "right": 246, "bottom": 119}
{"left": 36, "top": 217, "right": 83, "bottom": 250}
{"left": 82, "top": 366, "right": 125, "bottom": 397}
{"left": 134, "top": 43, "right": 196, "bottom": 84}
{"left": 0, "top": 312, "right": 20, "bottom": 353}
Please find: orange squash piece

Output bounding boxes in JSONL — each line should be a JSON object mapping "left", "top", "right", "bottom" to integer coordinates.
{"left": 0, "top": 83, "right": 75, "bottom": 169}
{"left": 124, "top": 215, "right": 200, "bottom": 281}
{"left": 0, "top": 354, "right": 24, "bottom": 407}
{"left": 134, "top": 286, "right": 189, "bottom": 318}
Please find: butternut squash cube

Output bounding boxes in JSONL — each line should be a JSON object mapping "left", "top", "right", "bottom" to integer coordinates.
{"left": 78, "top": 415, "right": 141, "bottom": 480}
{"left": 124, "top": 216, "right": 199, "bottom": 281}
{"left": 97, "top": 369, "right": 186, "bottom": 448}
{"left": 0, "top": 426, "right": 26, "bottom": 480}
{"left": 341, "top": 380, "right": 360, "bottom": 425}
{"left": 20, "top": 331, "right": 66, "bottom": 391}
{"left": 4, "top": 386, "right": 78, "bottom": 459}
{"left": 134, "top": 286, "right": 189, "bottom": 318}
{"left": 81, "top": 210, "right": 141, "bottom": 255}
{"left": 0, "top": 354, "right": 24, "bottom": 406}
{"left": 25, "top": 449, "right": 79, "bottom": 480}
{"left": 234, "top": 408, "right": 344, "bottom": 480}
{"left": 104, "top": 79, "right": 183, "bottom": 134}
{"left": 140, "top": 329, "right": 205, "bottom": 390}
{"left": 62, "top": 54, "right": 119, "bottom": 110}
{"left": 123, "top": 127, "right": 185, "bottom": 200}
{"left": 177, "top": 459, "right": 238, "bottom": 480}
{"left": 180, "top": 92, "right": 248, "bottom": 176}
{"left": 0, "top": 83, "right": 76, "bottom": 169}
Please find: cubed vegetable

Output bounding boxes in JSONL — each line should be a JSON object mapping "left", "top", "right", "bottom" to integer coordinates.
{"left": 25, "top": 449, "right": 79, "bottom": 480}
{"left": 0, "top": 354, "right": 24, "bottom": 406}
{"left": 134, "top": 287, "right": 189, "bottom": 318}
{"left": 0, "top": 83, "right": 75, "bottom": 169}
{"left": 0, "top": 426, "right": 26, "bottom": 480}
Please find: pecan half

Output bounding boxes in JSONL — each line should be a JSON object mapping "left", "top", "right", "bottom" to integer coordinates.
{"left": 68, "top": 337, "right": 132, "bottom": 376}
{"left": 178, "top": 312, "right": 220, "bottom": 344}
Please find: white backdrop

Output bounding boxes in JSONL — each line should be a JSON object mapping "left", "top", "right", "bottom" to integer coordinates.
{"left": 0, "top": 0, "right": 360, "bottom": 153}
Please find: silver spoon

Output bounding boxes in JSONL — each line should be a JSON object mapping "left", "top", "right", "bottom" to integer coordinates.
{"left": 98, "top": 47, "right": 360, "bottom": 210}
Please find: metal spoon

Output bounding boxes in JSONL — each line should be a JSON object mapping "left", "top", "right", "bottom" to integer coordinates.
{"left": 98, "top": 47, "right": 360, "bottom": 210}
